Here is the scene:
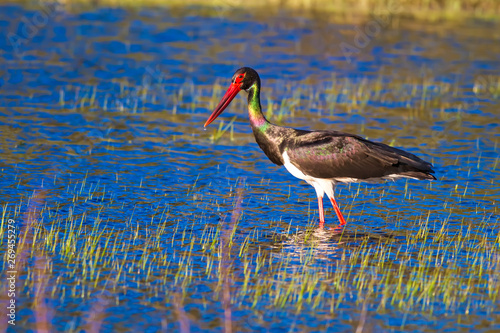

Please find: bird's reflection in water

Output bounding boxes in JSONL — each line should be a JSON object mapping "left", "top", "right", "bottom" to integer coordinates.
{"left": 254, "top": 224, "right": 399, "bottom": 260}
{"left": 282, "top": 227, "right": 344, "bottom": 259}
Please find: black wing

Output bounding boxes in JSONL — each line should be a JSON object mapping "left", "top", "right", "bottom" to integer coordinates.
{"left": 283, "top": 130, "right": 435, "bottom": 180}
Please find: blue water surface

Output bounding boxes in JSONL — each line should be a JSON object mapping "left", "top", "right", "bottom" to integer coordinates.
{"left": 0, "top": 4, "right": 499, "bottom": 333}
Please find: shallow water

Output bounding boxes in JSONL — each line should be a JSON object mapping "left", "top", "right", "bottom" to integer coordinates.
{"left": 0, "top": 4, "right": 499, "bottom": 332}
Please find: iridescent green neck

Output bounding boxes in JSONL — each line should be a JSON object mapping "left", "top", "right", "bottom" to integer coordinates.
{"left": 247, "top": 83, "right": 269, "bottom": 131}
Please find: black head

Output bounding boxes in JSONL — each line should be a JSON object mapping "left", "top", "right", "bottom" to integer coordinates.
{"left": 231, "top": 67, "right": 261, "bottom": 91}
{"left": 204, "top": 67, "right": 261, "bottom": 127}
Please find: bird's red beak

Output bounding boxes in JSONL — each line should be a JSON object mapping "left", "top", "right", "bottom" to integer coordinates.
{"left": 204, "top": 83, "right": 241, "bottom": 127}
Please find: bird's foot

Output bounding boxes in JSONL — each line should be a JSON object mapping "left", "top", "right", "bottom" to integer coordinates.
{"left": 331, "top": 224, "right": 344, "bottom": 233}
{"left": 316, "top": 221, "right": 344, "bottom": 234}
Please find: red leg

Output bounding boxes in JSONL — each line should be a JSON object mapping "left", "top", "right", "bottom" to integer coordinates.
{"left": 329, "top": 197, "right": 346, "bottom": 226}
{"left": 317, "top": 196, "right": 325, "bottom": 228}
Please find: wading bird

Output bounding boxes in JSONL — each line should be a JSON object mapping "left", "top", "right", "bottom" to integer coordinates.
{"left": 204, "top": 67, "right": 436, "bottom": 228}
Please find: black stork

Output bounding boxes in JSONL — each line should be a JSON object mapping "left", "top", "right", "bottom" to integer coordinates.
{"left": 204, "top": 67, "right": 436, "bottom": 228}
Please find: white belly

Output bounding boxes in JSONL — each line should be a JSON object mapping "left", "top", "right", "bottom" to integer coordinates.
{"left": 282, "top": 151, "right": 314, "bottom": 182}
{"left": 282, "top": 151, "right": 361, "bottom": 184}
{"left": 282, "top": 151, "right": 336, "bottom": 198}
